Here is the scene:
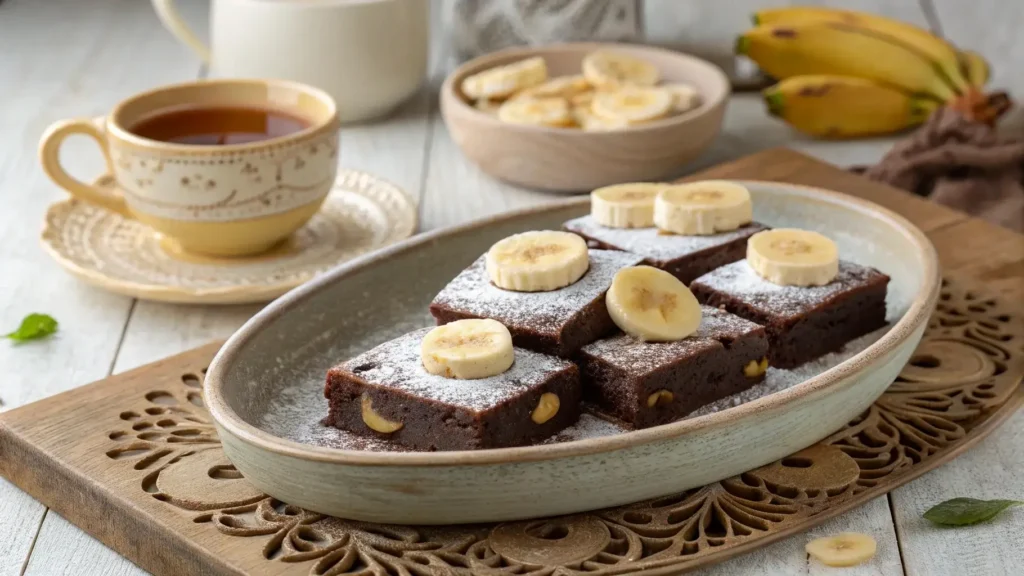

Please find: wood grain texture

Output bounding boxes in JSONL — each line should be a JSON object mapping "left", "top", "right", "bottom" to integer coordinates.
{"left": 0, "top": 0, "right": 204, "bottom": 572}
{"left": 890, "top": 411, "right": 1024, "bottom": 576}
{"left": 1, "top": 275, "right": 1020, "bottom": 576}
{"left": 694, "top": 497, "right": 903, "bottom": 576}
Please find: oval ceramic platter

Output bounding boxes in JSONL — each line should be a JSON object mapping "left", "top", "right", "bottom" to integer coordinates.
{"left": 205, "top": 181, "right": 940, "bottom": 525}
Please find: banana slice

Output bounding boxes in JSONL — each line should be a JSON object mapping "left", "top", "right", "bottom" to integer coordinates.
{"left": 592, "top": 86, "right": 674, "bottom": 124}
{"left": 462, "top": 56, "right": 547, "bottom": 100}
{"left": 583, "top": 50, "right": 660, "bottom": 89}
{"left": 498, "top": 97, "right": 573, "bottom": 127}
{"left": 805, "top": 533, "right": 877, "bottom": 567}
{"left": 570, "top": 90, "right": 595, "bottom": 108}
{"left": 591, "top": 183, "right": 663, "bottom": 228}
{"left": 747, "top": 228, "right": 839, "bottom": 287}
{"left": 515, "top": 74, "right": 591, "bottom": 100}
{"left": 654, "top": 180, "right": 753, "bottom": 236}
{"left": 486, "top": 230, "right": 589, "bottom": 292}
{"left": 572, "top": 105, "right": 629, "bottom": 131}
{"left": 474, "top": 98, "right": 502, "bottom": 115}
{"left": 606, "top": 265, "right": 702, "bottom": 342}
{"left": 421, "top": 319, "right": 514, "bottom": 380}
{"left": 663, "top": 82, "right": 702, "bottom": 113}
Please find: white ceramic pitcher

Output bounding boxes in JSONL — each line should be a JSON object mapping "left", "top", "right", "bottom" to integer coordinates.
{"left": 153, "top": 0, "right": 430, "bottom": 123}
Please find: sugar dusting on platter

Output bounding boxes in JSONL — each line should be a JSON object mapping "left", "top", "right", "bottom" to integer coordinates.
{"left": 257, "top": 324, "right": 891, "bottom": 452}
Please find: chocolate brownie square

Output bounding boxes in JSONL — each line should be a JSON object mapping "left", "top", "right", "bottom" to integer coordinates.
{"left": 324, "top": 328, "right": 581, "bottom": 451}
{"left": 563, "top": 215, "right": 768, "bottom": 283}
{"left": 690, "top": 260, "right": 889, "bottom": 369}
{"left": 429, "top": 249, "right": 643, "bottom": 357}
{"left": 576, "top": 306, "right": 769, "bottom": 428}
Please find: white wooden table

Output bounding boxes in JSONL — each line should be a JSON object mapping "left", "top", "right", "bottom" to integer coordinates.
{"left": 1, "top": 1, "right": 1020, "bottom": 574}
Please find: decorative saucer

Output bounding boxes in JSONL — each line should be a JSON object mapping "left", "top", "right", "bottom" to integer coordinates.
{"left": 41, "top": 170, "right": 417, "bottom": 304}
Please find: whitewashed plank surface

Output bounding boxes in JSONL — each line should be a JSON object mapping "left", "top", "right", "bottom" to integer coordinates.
{"left": 890, "top": 410, "right": 1024, "bottom": 576}
{"left": 1, "top": 0, "right": 1020, "bottom": 574}
{"left": 0, "top": 0, "right": 204, "bottom": 573}
{"left": 932, "top": 0, "right": 1024, "bottom": 97}
{"left": 696, "top": 497, "right": 904, "bottom": 576}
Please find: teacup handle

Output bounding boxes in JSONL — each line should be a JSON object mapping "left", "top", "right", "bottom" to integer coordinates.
{"left": 38, "top": 116, "right": 130, "bottom": 217}
{"left": 152, "top": 0, "right": 212, "bottom": 63}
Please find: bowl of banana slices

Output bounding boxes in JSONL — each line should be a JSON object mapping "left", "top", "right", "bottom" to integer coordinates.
{"left": 440, "top": 43, "right": 731, "bottom": 193}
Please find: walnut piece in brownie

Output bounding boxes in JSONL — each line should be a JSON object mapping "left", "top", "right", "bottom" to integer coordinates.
{"left": 563, "top": 215, "right": 768, "bottom": 283}
{"left": 576, "top": 306, "right": 769, "bottom": 428}
{"left": 429, "top": 249, "right": 643, "bottom": 357}
{"left": 690, "top": 260, "right": 889, "bottom": 369}
{"left": 324, "top": 328, "right": 581, "bottom": 451}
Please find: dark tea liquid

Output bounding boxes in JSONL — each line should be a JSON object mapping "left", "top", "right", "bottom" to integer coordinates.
{"left": 129, "top": 106, "right": 310, "bottom": 145}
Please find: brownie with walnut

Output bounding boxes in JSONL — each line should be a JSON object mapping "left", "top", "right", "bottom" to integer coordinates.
{"left": 429, "top": 249, "right": 643, "bottom": 357}
{"left": 324, "top": 328, "right": 581, "bottom": 451}
{"left": 563, "top": 215, "right": 768, "bottom": 284}
{"left": 690, "top": 260, "right": 889, "bottom": 369}
{"left": 576, "top": 306, "right": 769, "bottom": 429}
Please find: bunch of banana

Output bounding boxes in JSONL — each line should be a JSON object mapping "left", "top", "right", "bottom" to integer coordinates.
{"left": 735, "top": 6, "right": 997, "bottom": 138}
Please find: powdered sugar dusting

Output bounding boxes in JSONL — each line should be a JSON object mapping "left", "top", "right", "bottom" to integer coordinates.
{"left": 685, "top": 325, "right": 890, "bottom": 418}
{"left": 336, "top": 328, "right": 575, "bottom": 411}
{"left": 260, "top": 324, "right": 890, "bottom": 452}
{"left": 564, "top": 216, "right": 766, "bottom": 263}
{"left": 541, "top": 413, "right": 629, "bottom": 443}
{"left": 692, "top": 260, "right": 889, "bottom": 318}
{"left": 581, "top": 306, "right": 762, "bottom": 374}
{"left": 431, "top": 250, "right": 642, "bottom": 332}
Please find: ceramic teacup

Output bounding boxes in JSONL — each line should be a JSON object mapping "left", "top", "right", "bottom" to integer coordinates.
{"left": 39, "top": 78, "right": 340, "bottom": 257}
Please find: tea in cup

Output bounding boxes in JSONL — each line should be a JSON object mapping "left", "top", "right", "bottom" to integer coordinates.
{"left": 39, "top": 78, "right": 340, "bottom": 257}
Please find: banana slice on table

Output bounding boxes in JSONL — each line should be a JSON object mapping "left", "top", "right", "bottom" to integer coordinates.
{"left": 747, "top": 228, "right": 839, "bottom": 287}
{"left": 515, "top": 74, "right": 591, "bottom": 100}
{"left": 591, "top": 183, "right": 663, "bottom": 228}
{"left": 592, "top": 86, "right": 674, "bottom": 124}
{"left": 654, "top": 180, "right": 753, "bottom": 236}
{"left": 462, "top": 56, "right": 547, "bottom": 100}
{"left": 572, "top": 105, "right": 629, "bottom": 131}
{"left": 663, "top": 82, "right": 702, "bottom": 113}
{"left": 486, "top": 230, "right": 589, "bottom": 292}
{"left": 498, "top": 97, "right": 573, "bottom": 127}
{"left": 606, "top": 265, "right": 702, "bottom": 342}
{"left": 583, "top": 50, "right": 660, "bottom": 89}
{"left": 421, "top": 319, "right": 515, "bottom": 380}
{"left": 805, "top": 532, "right": 877, "bottom": 567}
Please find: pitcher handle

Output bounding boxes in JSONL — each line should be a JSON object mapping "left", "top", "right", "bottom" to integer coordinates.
{"left": 38, "top": 116, "right": 130, "bottom": 217}
{"left": 152, "top": 0, "right": 211, "bottom": 63}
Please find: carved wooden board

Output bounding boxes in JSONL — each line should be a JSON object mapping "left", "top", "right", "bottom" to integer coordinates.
{"left": 0, "top": 278, "right": 1020, "bottom": 576}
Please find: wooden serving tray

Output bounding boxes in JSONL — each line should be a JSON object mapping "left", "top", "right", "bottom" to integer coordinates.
{"left": 0, "top": 279, "right": 1020, "bottom": 575}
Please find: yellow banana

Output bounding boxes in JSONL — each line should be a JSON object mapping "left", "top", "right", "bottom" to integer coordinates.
{"left": 752, "top": 7, "right": 969, "bottom": 92}
{"left": 763, "top": 75, "right": 939, "bottom": 138}
{"left": 737, "top": 23, "right": 959, "bottom": 101}
{"left": 959, "top": 50, "right": 990, "bottom": 87}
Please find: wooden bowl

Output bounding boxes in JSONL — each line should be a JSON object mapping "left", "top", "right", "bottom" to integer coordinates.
{"left": 440, "top": 43, "right": 731, "bottom": 192}
{"left": 204, "top": 181, "right": 939, "bottom": 525}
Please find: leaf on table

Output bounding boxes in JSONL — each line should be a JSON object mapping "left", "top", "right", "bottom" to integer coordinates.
{"left": 4, "top": 313, "right": 59, "bottom": 343}
{"left": 923, "top": 497, "right": 1023, "bottom": 526}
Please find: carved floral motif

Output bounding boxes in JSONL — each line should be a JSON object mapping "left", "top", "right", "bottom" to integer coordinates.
{"left": 105, "top": 279, "right": 1022, "bottom": 575}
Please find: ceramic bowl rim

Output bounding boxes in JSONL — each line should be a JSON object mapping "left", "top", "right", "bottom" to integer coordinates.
{"left": 440, "top": 42, "right": 732, "bottom": 136}
{"left": 205, "top": 180, "right": 941, "bottom": 467}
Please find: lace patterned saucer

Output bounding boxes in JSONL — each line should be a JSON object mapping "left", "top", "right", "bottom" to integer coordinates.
{"left": 41, "top": 170, "right": 417, "bottom": 304}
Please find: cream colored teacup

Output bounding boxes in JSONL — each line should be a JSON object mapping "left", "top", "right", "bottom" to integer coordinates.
{"left": 39, "top": 79, "right": 340, "bottom": 257}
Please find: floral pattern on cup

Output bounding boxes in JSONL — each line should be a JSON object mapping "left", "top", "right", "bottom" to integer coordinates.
{"left": 110, "top": 129, "right": 339, "bottom": 222}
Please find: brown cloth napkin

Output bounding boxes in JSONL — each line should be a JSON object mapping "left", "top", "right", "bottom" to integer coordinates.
{"left": 858, "top": 106, "right": 1024, "bottom": 232}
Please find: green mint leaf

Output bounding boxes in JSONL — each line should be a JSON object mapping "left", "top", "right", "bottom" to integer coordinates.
{"left": 4, "top": 313, "right": 59, "bottom": 342}
{"left": 923, "top": 498, "right": 1023, "bottom": 526}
